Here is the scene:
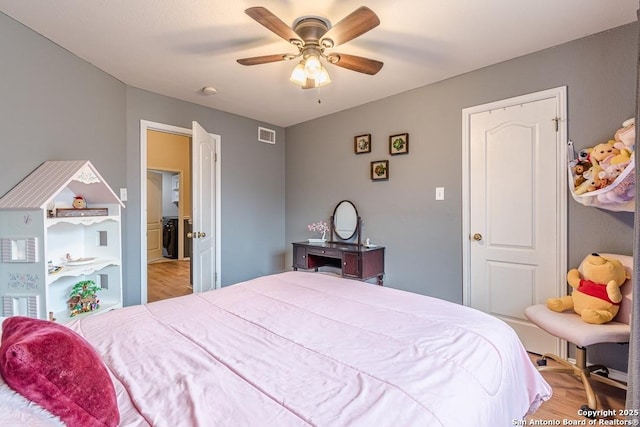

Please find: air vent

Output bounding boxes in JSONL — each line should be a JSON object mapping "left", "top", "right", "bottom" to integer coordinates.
{"left": 258, "top": 127, "right": 276, "bottom": 144}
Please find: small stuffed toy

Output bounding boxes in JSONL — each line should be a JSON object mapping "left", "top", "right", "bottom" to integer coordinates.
{"left": 578, "top": 148, "right": 592, "bottom": 165}
{"left": 572, "top": 161, "right": 591, "bottom": 188}
{"left": 574, "top": 165, "right": 603, "bottom": 195}
{"left": 613, "top": 117, "right": 635, "bottom": 152}
{"left": 72, "top": 196, "right": 86, "bottom": 209}
{"left": 546, "top": 253, "right": 630, "bottom": 324}
{"left": 590, "top": 141, "right": 620, "bottom": 167}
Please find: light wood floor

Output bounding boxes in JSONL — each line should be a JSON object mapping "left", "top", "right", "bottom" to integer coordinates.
{"left": 147, "top": 259, "right": 192, "bottom": 303}
{"left": 526, "top": 353, "right": 627, "bottom": 422}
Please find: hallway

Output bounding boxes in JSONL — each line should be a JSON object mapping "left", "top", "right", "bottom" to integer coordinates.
{"left": 147, "top": 260, "right": 191, "bottom": 302}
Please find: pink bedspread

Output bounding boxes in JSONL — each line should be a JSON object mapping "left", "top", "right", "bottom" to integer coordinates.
{"left": 69, "top": 271, "right": 550, "bottom": 426}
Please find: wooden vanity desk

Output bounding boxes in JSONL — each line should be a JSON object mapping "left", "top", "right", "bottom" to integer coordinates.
{"left": 292, "top": 241, "right": 385, "bottom": 286}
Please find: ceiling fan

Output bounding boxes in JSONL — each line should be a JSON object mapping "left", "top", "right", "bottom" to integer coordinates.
{"left": 237, "top": 6, "right": 383, "bottom": 89}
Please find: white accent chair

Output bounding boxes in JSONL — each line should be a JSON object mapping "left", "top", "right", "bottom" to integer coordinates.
{"left": 525, "top": 253, "right": 632, "bottom": 412}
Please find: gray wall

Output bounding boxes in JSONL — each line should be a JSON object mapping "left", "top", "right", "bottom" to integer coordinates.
{"left": 0, "top": 12, "right": 126, "bottom": 201}
{"left": 0, "top": 12, "right": 286, "bottom": 309}
{"left": 285, "top": 23, "right": 637, "bottom": 371}
{"left": 125, "top": 87, "right": 286, "bottom": 305}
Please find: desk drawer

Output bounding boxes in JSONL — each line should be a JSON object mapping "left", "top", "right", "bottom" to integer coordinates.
{"left": 293, "top": 245, "right": 307, "bottom": 268}
{"left": 307, "top": 247, "right": 341, "bottom": 258}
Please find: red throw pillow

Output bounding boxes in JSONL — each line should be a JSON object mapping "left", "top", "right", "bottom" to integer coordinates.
{"left": 0, "top": 316, "right": 119, "bottom": 427}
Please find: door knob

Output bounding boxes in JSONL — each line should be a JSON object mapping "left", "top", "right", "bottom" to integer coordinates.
{"left": 187, "top": 231, "right": 206, "bottom": 239}
{"left": 472, "top": 233, "right": 483, "bottom": 241}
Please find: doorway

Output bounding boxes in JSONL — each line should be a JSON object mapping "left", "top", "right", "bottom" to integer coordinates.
{"left": 146, "top": 167, "right": 191, "bottom": 302}
{"left": 140, "top": 120, "right": 221, "bottom": 304}
{"left": 462, "top": 87, "right": 567, "bottom": 357}
{"left": 147, "top": 131, "right": 191, "bottom": 302}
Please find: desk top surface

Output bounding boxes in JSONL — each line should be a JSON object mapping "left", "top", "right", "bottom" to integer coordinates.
{"left": 293, "top": 241, "right": 384, "bottom": 252}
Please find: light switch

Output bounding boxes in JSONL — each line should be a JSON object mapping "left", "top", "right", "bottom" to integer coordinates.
{"left": 120, "top": 188, "right": 128, "bottom": 201}
{"left": 435, "top": 187, "right": 445, "bottom": 200}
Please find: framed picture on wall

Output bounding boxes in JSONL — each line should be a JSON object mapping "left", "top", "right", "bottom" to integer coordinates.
{"left": 389, "top": 133, "right": 409, "bottom": 155}
{"left": 354, "top": 134, "right": 371, "bottom": 154}
{"left": 370, "top": 160, "right": 389, "bottom": 181}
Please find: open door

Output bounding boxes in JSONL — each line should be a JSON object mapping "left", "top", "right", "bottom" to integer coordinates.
{"left": 146, "top": 171, "right": 163, "bottom": 262}
{"left": 191, "top": 121, "right": 217, "bottom": 293}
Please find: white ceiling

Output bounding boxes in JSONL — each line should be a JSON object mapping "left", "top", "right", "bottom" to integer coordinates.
{"left": 0, "top": 1, "right": 637, "bottom": 127}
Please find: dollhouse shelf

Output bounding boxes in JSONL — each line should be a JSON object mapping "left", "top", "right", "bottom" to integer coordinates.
{"left": 47, "top": 258, "right": 120, "bottom": 286}
{"left": 0, "top": 160, "right": 124, "bottom": 322}
{"left": 46, "top": 215, "right": 121, "bottom": 226}
{"left": 52, "top": 300, "right": 121, "bottom": 324}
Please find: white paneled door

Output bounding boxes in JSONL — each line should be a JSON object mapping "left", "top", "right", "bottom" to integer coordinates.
{"left": 146, "top": 171, "right": 163, "bottom": 262}
{"left": 463, "top": 88, "right": 567, "bottom": 356}
{"left": 191, "top": 121, "right": 217, "bottom": 293}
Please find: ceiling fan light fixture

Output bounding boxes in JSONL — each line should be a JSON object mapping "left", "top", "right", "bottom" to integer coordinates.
{"left": 289, "top": 62, "right": 307, "bottom": 86}
{"left": 291, "top": 59, "right": 331, "bottom": 89}
{"left": 303, "top": 54, "right": 322, "bottom": 80}
{"left": 314, "top": 66, "right": 331, "bottom": 87}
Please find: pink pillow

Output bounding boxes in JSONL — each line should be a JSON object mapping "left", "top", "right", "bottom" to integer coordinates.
{"left": 0, "top": 316, "right": 119, "bottom": 427}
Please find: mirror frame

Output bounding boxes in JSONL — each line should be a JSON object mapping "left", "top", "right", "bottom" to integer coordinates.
{"left": 331, "top": 200, "right": 360, "bottom": 242}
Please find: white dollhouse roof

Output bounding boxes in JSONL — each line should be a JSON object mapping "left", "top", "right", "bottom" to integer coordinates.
{"left": 0, "top": 160, "right": 124, "bottom": 210}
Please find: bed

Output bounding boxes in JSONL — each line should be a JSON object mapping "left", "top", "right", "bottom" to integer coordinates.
{"left": 0, "top": 271, "right": 551, "bottom": 426}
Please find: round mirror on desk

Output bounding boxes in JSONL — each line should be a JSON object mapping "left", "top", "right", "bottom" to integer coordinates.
{"left": 332, "top": 200, "right": 359, "bottom": 241}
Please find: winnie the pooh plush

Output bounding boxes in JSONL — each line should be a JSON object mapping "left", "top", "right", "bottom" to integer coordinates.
{"left": 546, "top": 253, "right": 630, "bottom": 324}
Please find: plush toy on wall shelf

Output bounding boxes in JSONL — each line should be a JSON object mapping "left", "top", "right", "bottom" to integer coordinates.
{"left": 571, "top": 161, "right": 591, "bottom": 187}
{"left": 573, "top": 165, "right": 602, "bottom": 195}
{"left": 568, "top": 117, "right": 635, "bottom": 211}
{"left": 589, "top": 140, "right": 620, "bottom": 167}
{"left": 614, "top": 117, "right": 635, "bottom": 152}
{"left": 546, "top": 253, "right": 630, "bottom": 324}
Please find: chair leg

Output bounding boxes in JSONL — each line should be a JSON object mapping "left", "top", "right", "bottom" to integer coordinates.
{"left": 578, "top": 369, "right": 598, "bottom": 412}
{"left": 534, "top": 346, "right": 625, "bottom": 412}
{"left": 590, "top": 372, "right": 628, "bottom": 391}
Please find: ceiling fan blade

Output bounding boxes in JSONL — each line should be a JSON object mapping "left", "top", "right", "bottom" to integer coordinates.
{"left": 328, "top": 53, "right": 383, "bottom": 75}
{"left": 237, "top": 54, "right": 291, "bottom": 66}
{"left": 245, "top": 7, "right": 300, "bottom": 44}
{"left": 321, "top": 6, "right": 380, "bottom": 47}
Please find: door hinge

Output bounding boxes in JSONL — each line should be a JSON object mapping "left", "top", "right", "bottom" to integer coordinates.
{"left": 552, "top": 117, "right": 560, "bottom": 132}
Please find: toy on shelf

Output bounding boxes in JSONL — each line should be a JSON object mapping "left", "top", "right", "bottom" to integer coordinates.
{"left": 67, "top": 280, "right": 101, "bottom": 317}
{"left": 568, "top": 118, "right": 635, "bottom": 212}
{"left": 72, "top": 195, "right": 87, "bottom": 209}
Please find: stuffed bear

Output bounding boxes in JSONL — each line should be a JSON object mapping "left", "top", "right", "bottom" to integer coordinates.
{"left": 574, "top": 165, "right": 603, "bottom": 195}
{"left": 572, "top": 161, "right": 591, "bottom": 188}
{"left": 546, "top": 253, "right": 630, "bottom": 324}
{"left": 590, "top": 141, "right": 620, "bottom": 167}
{"left": 614, "top": 117, "right": 635, "bottom": 152}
